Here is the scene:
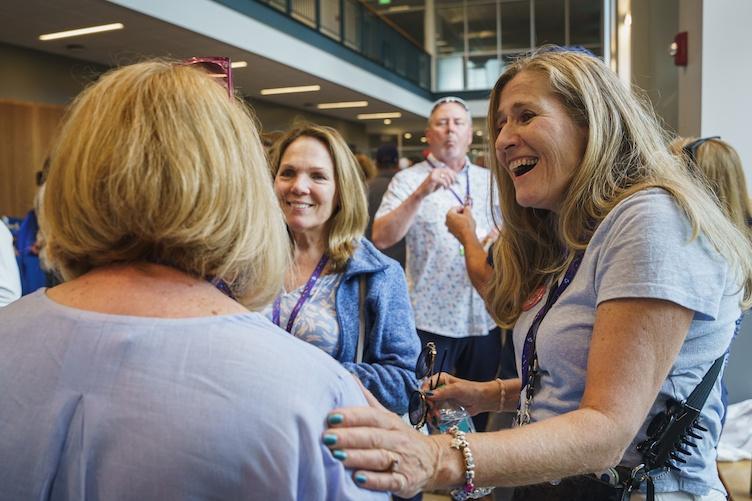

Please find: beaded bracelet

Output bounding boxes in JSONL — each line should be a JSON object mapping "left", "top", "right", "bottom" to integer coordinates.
{"left": 496, "top": 378, "right": 506, "bottom": 413}
{"left": 448, "top": 425, "right": 491, "bottom": 500}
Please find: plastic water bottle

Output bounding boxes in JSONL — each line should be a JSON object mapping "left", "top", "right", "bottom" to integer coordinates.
{"left": 428, "top": 399, "right": 475, "bottom": 434}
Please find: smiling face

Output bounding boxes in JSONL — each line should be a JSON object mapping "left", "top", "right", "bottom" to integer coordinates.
{"left": 494, "top": 71, "right": 588, "bottom": 213}
{"left": 274, "top": 136, "right": 338, "bottom": 239}
{"left": 426, "top": 102, "right": 473, "bottom": 165}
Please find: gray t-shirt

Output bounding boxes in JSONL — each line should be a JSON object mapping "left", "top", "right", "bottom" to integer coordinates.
{"left": 513, "top": 189, "right": 741, "bottom": 496}
{"left": 0, "top": 289, "right": 387, "bottom": 501}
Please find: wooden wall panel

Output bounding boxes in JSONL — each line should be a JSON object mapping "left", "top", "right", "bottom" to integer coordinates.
{"left": 0, "top": 100, "right": 65, "bottom": 218}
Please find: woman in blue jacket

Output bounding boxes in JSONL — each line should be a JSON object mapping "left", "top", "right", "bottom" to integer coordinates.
{"left": 263, "top": 123, "right": 420, "bottom": 414}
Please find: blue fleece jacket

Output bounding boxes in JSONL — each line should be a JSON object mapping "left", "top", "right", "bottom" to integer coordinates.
{"left": 334, "top": 238, "right": 420, "bottom": 414}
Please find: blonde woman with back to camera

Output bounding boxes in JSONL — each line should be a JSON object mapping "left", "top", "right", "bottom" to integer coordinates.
{"left": 321, "top": 47, "right": 752, "bottom": 501}
{"left": 0, "top": 60, "right": 387, "bottom": 501}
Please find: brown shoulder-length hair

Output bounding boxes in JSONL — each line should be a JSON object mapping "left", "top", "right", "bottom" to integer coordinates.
{"left": 269, "top": 123, "right": 368, "bottom": 270}
{"left": 485, "top": 47, "right": 752, "bottom": 328}
{"left": 42, "top": 59, "right": 289, "bottom": 310}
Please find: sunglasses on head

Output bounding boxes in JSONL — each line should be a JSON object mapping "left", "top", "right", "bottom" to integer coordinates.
{"left": 683, "top": 136, "right": 720, "bottom": 166}
{"left": 431, "top": 96, "right": 470, "bottom": 114}
{"left": 182, "top": 56, "right": 234, "bottom": 98}
{"left": 408, "top": 342, "right": 447, "bottom": 428}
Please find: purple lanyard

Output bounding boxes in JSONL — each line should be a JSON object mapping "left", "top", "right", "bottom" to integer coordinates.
{"left": 272, "top": 254, "right": 329, "bottom": 333}
{"left": 519, "top": 252, "right": 584, "bottom": 404}
{"left": 426, "top": 157, "right": 471, "bottom": 206}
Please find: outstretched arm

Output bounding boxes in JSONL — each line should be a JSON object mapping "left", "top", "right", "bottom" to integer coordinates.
{"left": 324, "top": 298, "right": 693, "bottom": 496}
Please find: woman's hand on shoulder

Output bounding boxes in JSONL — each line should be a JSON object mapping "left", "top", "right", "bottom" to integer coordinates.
{"left": 325, "top": 380, "right": 445, "bottom": 497}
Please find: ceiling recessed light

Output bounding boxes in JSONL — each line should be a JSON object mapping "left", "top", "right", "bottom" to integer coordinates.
{"left": 260, "top": 85, "right": 321, "bottom": 95}
{"left": 475, "top": 130, "right": 483, "bottom": 137}
{"left": 317, "top": 101, "right": 368, "bottom": 110}
{"left": 383, "top": 119, "right": 392, "bottom": 125}
{"left": 357, "top": 112, "right": 402, "bottom": 120}
{"left": 420, "top": 136, "right": 427, "bottom": 143}
{"left": 231, "top": 61, "right": 248, "bottom": 69}
{"left": 404, "top": 133, "right": 412, "bottom": 139}
{"left": 39, "top": 23, "right": 124, "bottom": 41}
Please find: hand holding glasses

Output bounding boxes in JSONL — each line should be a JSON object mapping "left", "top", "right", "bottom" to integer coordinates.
{"left": 408, "top": 342, "right": 447, "bottom": 429}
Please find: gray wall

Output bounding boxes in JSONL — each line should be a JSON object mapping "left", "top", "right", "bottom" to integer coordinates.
{"left": 0, "top": 43, "right": 368, "bottom": 151}
{"left": 0, "top": 43, "right": 107, "bottom": 104}
{"left": 631, "top": 0, "right": 679, "bottom": 133}
{"left": 247, "top": 98, "right": 369, "bottom": 153}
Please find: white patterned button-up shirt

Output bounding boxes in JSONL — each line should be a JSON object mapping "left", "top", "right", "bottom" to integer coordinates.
{"left": 375, "top": 155, "right": 498, "bottom": 338}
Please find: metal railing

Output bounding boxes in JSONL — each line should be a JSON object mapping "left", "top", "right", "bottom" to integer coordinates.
{"left": 257, "top": 0, "right": 431, "bottom": 90}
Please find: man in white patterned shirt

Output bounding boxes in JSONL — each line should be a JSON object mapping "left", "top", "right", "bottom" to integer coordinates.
{"left": 373, "top": 97, "right": 500, "bottom": 431}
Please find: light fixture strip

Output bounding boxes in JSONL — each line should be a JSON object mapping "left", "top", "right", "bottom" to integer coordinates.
{"left": 317, "top": 101, "right": 368, "bottom": 110}
{"left": 230, "top": 61, "right": 248, "bottom": 69}
{"left": 357, "top": 112, "right": 402, "bottom": 120}
{"left": 260, "top": 85, "right": 321, "bottom": 95}
{"left": 39, "top": 23, "right": 124, "bottom": 41}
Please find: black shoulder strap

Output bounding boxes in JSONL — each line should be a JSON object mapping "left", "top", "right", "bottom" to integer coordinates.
{"left": 628, "top": 354, "right": 726, "bottom": 501}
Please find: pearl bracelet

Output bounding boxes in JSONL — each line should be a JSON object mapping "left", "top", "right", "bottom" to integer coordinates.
{"left": 448, "top": 425, "right": 491, "bottom": 500}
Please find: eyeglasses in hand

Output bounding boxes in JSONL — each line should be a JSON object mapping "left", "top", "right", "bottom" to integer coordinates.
{"left": 408, "top": 342, "right": 447, "bottom": 428}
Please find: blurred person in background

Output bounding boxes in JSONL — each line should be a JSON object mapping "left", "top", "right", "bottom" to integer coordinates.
{"left": 670, "top": 136, "right": 752, "bottom": 237}
{"left": 14, "top": 159, "right": 58, "bottom": 296}
{"left": 0, "top": 217, "right": 21, "bottom": 307}
{"left": 368, "top": 144, "right": 405, "bottom": 267}
{"left": 356, "top": 152, "right": 378, "bottom": 182}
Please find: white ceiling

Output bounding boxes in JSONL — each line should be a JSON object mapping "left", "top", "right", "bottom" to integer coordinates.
{"left": 0, "top": 0, "right": 431, "bottom": 127}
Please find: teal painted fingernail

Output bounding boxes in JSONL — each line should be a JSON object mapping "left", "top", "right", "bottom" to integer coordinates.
{"left": 323, "top": 434, "right": 338, "bottom": 446}
{"left": 333, "top": 450, "right": 347, "bottom": 461}
{"left": 327, "top": 413, "right": 344, "bottom": 425}
{"left": 354, "top": 473, "right": 368, "bottom": 485}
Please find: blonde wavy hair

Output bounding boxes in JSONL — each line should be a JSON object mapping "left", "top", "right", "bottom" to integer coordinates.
{"left": 42, "top": 59, "right": 289, "bottom": 310}
{"left": 269, "top": 123, "right": 368, "bottom": 270}
{"left": 486, "top": 48, "right": 752, "bottom": 328}
{"left": 670, "top": 136, "right": 752, "bottom": 239}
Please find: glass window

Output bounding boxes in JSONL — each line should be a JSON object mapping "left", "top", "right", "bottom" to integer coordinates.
{"left": 570, "top": 0, "right": 602, "bottom": 48}
{"left": 500, "top": 0, "right": 531, "bottom": 52}
{"left": 534, "top": 0, "right": 565, "bottom": 46}
{"left": 320, "top": 0, "right": 341, "bottom": 40}
{"left": 261, "top": 0, "right": 286, "bottom": 13}
{"left": 467, "top": 2, "right": 498, "bottom": 55}
{"left": 436, "top": 3, "right": 465, "bottom": 57}
{"left": 436, "top": 55, "right": 464, "bottom": 91}
{"left": 466, "top": 55, "right": 502, "bottom": 90}
{"left": 343, "top": 0, "right": 362, "bottom": 51}
{"left": 291, "top": 0, "right": 316, "bottom": 28}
